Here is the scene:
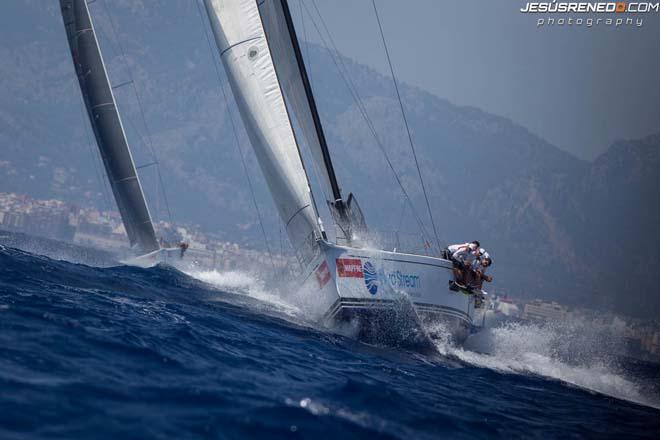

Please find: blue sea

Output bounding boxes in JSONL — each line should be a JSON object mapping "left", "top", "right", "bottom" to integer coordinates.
{"left": 1, "top": 234, "right": 659, "bottom": 439}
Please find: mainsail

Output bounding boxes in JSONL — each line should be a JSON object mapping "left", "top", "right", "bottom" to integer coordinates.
{"left": 203, "top": 0, "right": 322, "bottom": 263}
{"left": 60, "top": 0, "right": 160, "bottom": 254}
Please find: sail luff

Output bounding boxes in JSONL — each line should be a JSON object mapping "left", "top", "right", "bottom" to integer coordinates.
{"left": 60, "top": 0, "right": 159, "bottom": 254}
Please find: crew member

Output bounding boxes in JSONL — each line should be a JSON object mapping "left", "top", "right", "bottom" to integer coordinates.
{"left": 444, "top": 241, "right": 480, "bottom": 285}
{"left": 472, "top": 254, "right": 493, "bottom": 290}
{"left": 443, "top": 240, "right": 480, "bottom": 261}
{"left": 179, "top": 242, "right": 189, "bottom": 259}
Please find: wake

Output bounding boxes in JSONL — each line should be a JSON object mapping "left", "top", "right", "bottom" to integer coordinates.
{"left": 433, "top": 321, "right": 660, "bottom": 410}
{"left": 185, "top": 268, "right": 302, "bottom": 319}
{"left": 182, "top": 265, "right": 660, "bottom": 410}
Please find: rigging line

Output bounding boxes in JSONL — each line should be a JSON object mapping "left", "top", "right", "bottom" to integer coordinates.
{"left": 76, "top": 89, "right": 113, "bottom": 213}
{"left": 70, "top": 76, "right": 113, "bottom": 212}
{"left": 303, "top": 0, "right": 433, "bottom": 245}
{"left": 395, "top": 197, "right": 407, "bottom": 236}
{"left": 279, "top": 221, "right": 284, "bottom": 257}
{"left": 128, "top": 81, "right": 173, "bottom": 223}
{"left": 370, "top": 0, "right": 442, "bottom": 253}
{"left": 123, "top": 114, "right": 162, "bottom": 219}
{"left": 119, "top": 88, "right": 168, "bottom": 223}
{"left": 297, "top": 2, "right": 352, "bottom": 248}
{"left": 100, "top": 0, "right": 173, "bottom": 223}
{"left": 299, "top": 0, "right": 311, "bottom": 85}
{"left": 284, "top": 1, "right": 333, "bottom": 240}
{"left": 306, "top": 0, "right": 430, "bottom": 241}
{"left": 295, "top": 0, "right": 328, "bottom": 205}
{"left": 192, "top": 0, "right": 276, "bottom": 271}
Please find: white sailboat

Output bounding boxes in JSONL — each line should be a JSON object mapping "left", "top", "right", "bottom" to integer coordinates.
{"left": 60, "top": 0, "right": 182, "bottom": 265}
{"left": 203, "top": 0, "right": 484, "bottom": 343}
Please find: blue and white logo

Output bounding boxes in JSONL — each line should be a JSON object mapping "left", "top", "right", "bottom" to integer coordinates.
{"left": 363, "top": 261, "right": 379, "bottom": 295}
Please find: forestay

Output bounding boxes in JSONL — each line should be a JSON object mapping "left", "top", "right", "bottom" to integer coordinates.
{"left": 60, "top": 0, "right": 159, "bottom": 254}
{"left": 203, "top": 0, "right": 322, "bottom": 263}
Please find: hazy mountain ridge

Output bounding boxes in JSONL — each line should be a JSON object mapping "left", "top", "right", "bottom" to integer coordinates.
{"left": 0, "top": 2, "right": 658, "bottom": 317}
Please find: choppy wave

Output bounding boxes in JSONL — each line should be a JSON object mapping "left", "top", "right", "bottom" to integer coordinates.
{"left": 185, "top": 268, "right": 302, "bottom": 318}
{"left": 1, "top": 238, "right": 659, "bottom": 439}
{"left": 433, "top": 321, "right": 660, "bottom": 410}
{"left": 189, "top": 261, "right": 660, "bottom": 411}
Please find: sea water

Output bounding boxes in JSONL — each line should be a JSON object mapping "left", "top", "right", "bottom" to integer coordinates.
{"left": 0, "top": 239, "right": 658, "bottom": 439}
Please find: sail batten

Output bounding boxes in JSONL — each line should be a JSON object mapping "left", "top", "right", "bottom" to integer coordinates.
{"left": 60, "top": 0, "right": 159, "bottom": 254}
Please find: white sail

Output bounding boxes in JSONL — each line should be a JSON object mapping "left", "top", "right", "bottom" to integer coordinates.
{"left": 203, "top": 0, "right": 321, "bottom": 263}
{"left": 259, "top": 1, "right": 367, "bottom": 243}
{"left": 60, "top": 0, "right": 160, "bottom": 254}
{"left": 258, "top": 0, "right": 337, "bottom": 202}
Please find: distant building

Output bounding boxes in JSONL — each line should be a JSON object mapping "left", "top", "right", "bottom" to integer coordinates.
{"left": 0, "top": 193, "right": 77, "bottom": 242}
{"left": 522, "top": 300, "right": 568, "bottom": 322}
{"left": 0, "top": 192, "right": 289, "bottom": 274}
{"left": 1, "top": 211, "right": 26, "bottom": 230}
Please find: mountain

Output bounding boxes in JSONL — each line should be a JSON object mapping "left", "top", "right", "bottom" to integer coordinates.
{"left": 0, "top": 1, "right": 658, "bottom": 318}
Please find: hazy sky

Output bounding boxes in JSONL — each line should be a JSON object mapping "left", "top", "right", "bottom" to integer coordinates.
{"left": 3, "top": 0, "right": 659, "bottom": 161}
{"left": 294, "top": 0, "right": 660, "bottom": 160}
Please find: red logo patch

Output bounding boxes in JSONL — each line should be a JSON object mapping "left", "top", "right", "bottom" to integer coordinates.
{"left": 336, "top": 258, "right": 363, "bottom": 278}
{"left": 315, "top": 261, "right": 331, "bottom": 288}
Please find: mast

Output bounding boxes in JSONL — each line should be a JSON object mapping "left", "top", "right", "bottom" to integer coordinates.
{"left": 258, "top": 0, "right": 362, "bottom": 243}
{"left": 277, "top": 0, "right": 343, "bottom": 207}
{"left": 60, "top": 0, "right": 160, "bottom": 254}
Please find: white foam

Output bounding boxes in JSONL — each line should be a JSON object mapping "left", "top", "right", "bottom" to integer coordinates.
{"left": 430, "top": 321, "right": 659, "bottom": 409}
{"left": 185, "top": 269, "right": 301, "bottom": 317}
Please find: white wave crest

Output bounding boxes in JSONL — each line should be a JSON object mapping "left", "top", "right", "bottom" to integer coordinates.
{"left": 432, "top": 321, "right": 659, "bottom": 409}
{"left": 185, "top": 269, "right": 301, "bottom": 317}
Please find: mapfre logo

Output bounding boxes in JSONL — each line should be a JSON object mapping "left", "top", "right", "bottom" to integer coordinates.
{"left": 336, "top": 258, "right": 363, "bottom": 278}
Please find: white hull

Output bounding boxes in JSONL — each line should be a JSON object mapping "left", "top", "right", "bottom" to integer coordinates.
{"left": 121, "top": 247, "right": 184, "bottom": 268}
{"left": 297, "top": 241, "right": 480, "bottom": 344}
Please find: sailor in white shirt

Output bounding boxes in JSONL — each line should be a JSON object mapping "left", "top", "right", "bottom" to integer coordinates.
{"left": 444, "top": 241, "right": 480, "bottom": 286}
{"left": 444, "top": 241, "right": 480, "bottom": 262}
{"left": 472, "top": 250, "right": 493, "bottom": 289}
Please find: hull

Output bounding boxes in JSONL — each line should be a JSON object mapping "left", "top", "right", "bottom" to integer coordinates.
{"left": 297, "top": 241, "right": 479, "bottom": 344}
{"left": 121, "top": 247, "right": 184, "bottom": 268}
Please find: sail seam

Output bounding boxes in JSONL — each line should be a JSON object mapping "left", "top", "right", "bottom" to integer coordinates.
{"left": 115, "top": 176, "right": 138, "bottom": 183}
{"left": 285, "top": 204, "right": 311, "bottom": 228}
{"left": 91, "top": 102, "right": 114, "bottom": 109}
{"left": 219, "top": 36, "right": 261, "bottom": 57}
{"left": 74, "top": 28, "right": 92, "bottom": 40}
